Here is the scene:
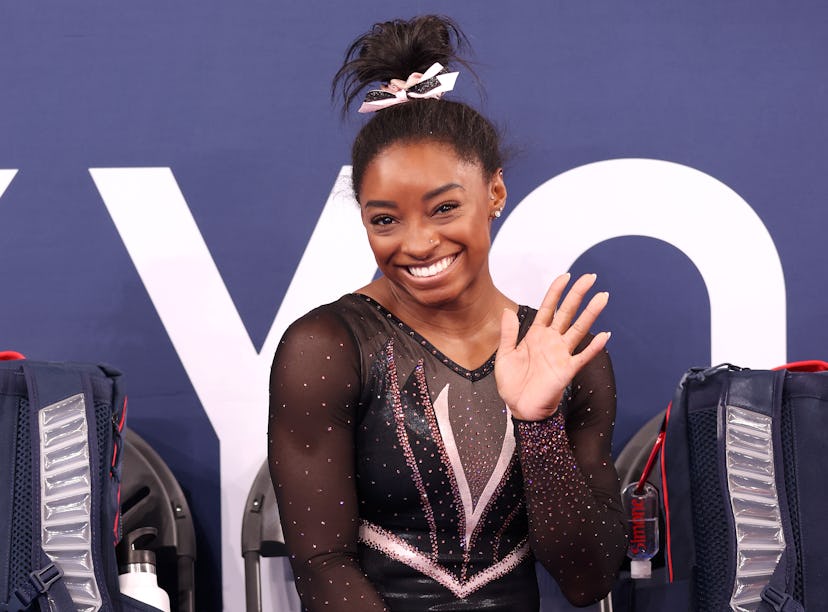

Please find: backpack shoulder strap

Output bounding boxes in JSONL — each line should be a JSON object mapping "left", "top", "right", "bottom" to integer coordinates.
{"left": 722, "top": 369, "right": 803, "bottom": 612}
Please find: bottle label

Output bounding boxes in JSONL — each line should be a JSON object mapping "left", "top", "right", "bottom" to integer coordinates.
{"left": 629, "top": 496, "right": 648, "bottom": 555}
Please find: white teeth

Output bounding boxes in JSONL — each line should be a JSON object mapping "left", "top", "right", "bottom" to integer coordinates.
{"left": 408, "top": 256, "right": 455, "bottom": 278}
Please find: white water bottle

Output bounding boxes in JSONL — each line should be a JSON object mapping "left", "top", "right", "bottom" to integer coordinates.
{"left": 117, "top": 527, "right": 171, "bottom": 611}
{"left": 622, "top": 481, "right": 660, "bottom": 579}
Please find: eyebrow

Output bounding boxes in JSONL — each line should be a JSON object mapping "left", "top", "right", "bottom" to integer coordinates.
{"left": 363, "top": 183, "right": 465, "bottom": 209}
{"left": 423, "top": 183, "right": 464, "bottom": 201}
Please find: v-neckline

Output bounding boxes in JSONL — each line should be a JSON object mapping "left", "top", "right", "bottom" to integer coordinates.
{"left": 351, "top": 293, "right": 528, "bottom": 381}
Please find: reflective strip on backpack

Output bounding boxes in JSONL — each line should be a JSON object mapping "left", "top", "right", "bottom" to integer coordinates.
{"left": 724, "top": 405, "right": 786, "bottom": 612}
{"left": 39, "top": 393, "right": 102, "bottom": 612}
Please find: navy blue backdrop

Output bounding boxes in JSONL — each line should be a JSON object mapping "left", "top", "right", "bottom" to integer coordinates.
{"left": 2, "top": 2, "right": 827, "bottom": 609}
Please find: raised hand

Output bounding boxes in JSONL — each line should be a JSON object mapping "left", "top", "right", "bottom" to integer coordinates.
{"left": 495, "top": 273, "right": 611, "bottom": 422}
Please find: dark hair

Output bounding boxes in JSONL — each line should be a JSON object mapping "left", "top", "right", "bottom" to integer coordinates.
{"left": 332, "top": 15, "right": 504, "bottom": 199}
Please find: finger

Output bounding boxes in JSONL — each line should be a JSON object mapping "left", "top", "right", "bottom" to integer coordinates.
{"left": 563, "top": 290, "right": 609, "bottom": 350}
{"left": 550, "top": 273, "right": 597, "bottom": 333}
{"left": 498, "top": 308, "right": 520, "bottom": 356}
{"left": 534, "top": 273, "right": 571, "bottom": 327}
{"left": 570, "top": 331, "right": 612, "bottom": 371}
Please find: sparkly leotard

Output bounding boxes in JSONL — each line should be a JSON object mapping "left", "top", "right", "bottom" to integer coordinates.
{"left": 268, "top": 294, "right": 626, "bottom": 611}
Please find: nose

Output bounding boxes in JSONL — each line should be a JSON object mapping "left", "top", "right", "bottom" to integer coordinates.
{"left": 401, "top": 222, "right": 438, "bottom": 259}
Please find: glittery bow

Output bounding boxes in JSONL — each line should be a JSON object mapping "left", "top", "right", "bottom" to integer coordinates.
{"left": 357, "top": 62, "right": 459, "bottom": 113}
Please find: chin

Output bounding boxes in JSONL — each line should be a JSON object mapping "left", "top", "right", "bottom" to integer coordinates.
{"left": 399, "top": 279, "right": 474, "bottom": 309}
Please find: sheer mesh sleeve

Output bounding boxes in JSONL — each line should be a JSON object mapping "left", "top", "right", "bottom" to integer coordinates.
{"left": 513, "top": 347, "right": 627, "bottom": 607}
{"left": 268, "top": 307, "right": 388, "bottom": 611}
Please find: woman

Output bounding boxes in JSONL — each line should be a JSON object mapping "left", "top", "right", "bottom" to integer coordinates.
{"left": 268, "top": 15, "right": 626, "bottom": 611}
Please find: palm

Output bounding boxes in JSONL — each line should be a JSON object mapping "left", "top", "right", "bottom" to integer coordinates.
{"left": 495, "top": 273, "right": 610, "bottom": 422}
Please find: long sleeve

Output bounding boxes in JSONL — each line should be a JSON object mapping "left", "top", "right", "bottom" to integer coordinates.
{"left": 514, "top": 347, "right": 627, "bottom": 607}
{"left": 267, "top": 308, "right": 388, "bottom": 611}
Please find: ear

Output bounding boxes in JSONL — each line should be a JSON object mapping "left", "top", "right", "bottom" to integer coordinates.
{"left": 488, "top": 168, "right": 507, "bottom": 218}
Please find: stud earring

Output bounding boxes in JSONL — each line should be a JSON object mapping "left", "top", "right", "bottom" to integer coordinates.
{"left": 492, "top": 209, "right": 502, "bottom": 219}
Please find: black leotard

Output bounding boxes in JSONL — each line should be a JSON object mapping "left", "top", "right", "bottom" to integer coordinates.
{"left": 268, "top": 294, "right": 626, "bottom": 611}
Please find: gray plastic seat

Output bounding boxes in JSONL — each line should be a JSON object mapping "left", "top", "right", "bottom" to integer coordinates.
{"left": 241, "top": 459, "right": 289, "bottom": 612}
{"left": 121, "top": 428, "right": 197, "bottom": 612}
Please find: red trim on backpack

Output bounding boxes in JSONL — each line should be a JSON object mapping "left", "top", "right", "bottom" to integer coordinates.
{"left": 0, "top": 351, "right": 26, "bottom": 360}
{"left": 118, "top": 396, "right": 127, "bottom": 432}
{"left": 114, "top": 487, "right": 121, "bottom": 541}
{"left": 112, "top": 396, "right": 127, "bottom": 540}
{"left": 661, "top": 401, "right": 674, "bottom": 582}
{"left": 772, "top": 360, "right": 828, "bottom": 372}
{"left": 112, "top": 397, "right": 127, "bottom": 468}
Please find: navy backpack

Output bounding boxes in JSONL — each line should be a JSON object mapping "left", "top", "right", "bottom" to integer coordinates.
{"left": 0, "top": 354, "right": 162, "bottom": 612}
{"left": 616, "top": 361, "right": 828, "bottom": 611}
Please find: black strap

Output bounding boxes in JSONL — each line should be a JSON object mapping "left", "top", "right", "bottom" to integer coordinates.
{"left": 10, "top": 563, "right": 62, "bottom": 611}
{"left": 762, "top": 585, "right": 805, "bottom": 612}
{"left": 7, "top": 550, "right": 75, "bottom": 612}
{"left": 758, "top": 543, "right": 804, "bottom": 611}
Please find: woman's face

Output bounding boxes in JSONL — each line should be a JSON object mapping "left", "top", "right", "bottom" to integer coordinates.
{"left": 359, "top": 140, "right": 505, "bottom": 308}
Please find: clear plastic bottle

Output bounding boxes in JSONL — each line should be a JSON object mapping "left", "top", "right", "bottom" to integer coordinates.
{"left": 622, "top": 481, "right": 660, "bottom": 579}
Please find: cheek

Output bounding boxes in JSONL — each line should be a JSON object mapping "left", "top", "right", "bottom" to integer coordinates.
{"left": 458, "top": 217, "right": 493, "bottom": 247}
{"left": 365, "top": 233, "right": 394, "bottom": 262}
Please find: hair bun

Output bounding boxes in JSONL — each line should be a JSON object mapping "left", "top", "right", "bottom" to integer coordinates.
{"left": 334, "top": 15, "right": 469, "bottom": 113}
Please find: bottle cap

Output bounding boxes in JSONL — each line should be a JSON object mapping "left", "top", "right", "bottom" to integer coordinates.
{"left": 117, "top": 527, "right": 159, "bottom": 573}
{"left": 630, "top": 559, "right": 652, "bottom": 579}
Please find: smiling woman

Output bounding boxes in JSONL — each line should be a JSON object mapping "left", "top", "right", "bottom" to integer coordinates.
{"left": 267, "top": 14, "right": 626, "bottom": 612}
{"left": 359, "top": 142, "right": 503, "bottom": 315}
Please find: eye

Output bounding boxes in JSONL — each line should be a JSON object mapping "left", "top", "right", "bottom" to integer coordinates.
{"left": 434, "top": 202, "right": 460, "bottom": 215}
{"left": 370, "top": 215, "right": 396, "bottom": 226}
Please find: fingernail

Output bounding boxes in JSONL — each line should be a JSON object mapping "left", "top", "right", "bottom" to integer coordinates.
{"left": 605, "top": 331, "right": 612, "bottom": 341}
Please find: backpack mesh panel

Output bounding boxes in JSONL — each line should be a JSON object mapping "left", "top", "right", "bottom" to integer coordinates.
{"left": 687, "top": 405, "right": 731, "bottom": 612}
{"left": 94, "top": 397, "right": 119, "bottom": 604}
{"left": 780, "top": 400, "right": 803, "bottom": 602}
{"left": 94, "top": 399, "right": 110, "bottom": 491}
{"left": 10, "top": 397, "right": 33, "bottom": 592}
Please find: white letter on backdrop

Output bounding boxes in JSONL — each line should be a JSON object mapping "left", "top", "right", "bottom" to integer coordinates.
{"left": 0, "top": 170, "right": 18, "bottom": 199}
{"left": 490, "top": 158, "right": 786, "bottom": 368}
{"left": 90, "top": 166, "right": 377, "bottom": 607}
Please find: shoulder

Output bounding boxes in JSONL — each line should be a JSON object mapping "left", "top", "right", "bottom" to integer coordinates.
{"left": 271, "top": 297, "right": 367, "bottom": 394}
{"left": 278, "top": 295, "right": 363, "bottom": 354}
{"left": 276, "top": 293, "right": 403, "bottom": 365}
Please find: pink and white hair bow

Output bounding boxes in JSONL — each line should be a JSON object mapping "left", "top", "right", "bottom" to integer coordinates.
{"left": 357, "top": 62, "right": 459, "bottom": 113}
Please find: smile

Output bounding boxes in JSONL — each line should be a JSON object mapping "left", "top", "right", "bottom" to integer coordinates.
{"left": 407, "top": 255, "right": 457, "bottom": 278}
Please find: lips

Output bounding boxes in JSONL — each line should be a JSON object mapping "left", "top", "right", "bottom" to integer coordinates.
{"left": 407, "top": 255, "right": 457, "bottom": 278}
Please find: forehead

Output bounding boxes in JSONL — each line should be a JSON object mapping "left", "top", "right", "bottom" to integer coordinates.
{"left": 360, "top": 141, "right": 486, "bottom": 198}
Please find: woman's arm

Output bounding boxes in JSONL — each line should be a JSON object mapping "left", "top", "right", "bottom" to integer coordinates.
{"left": 514, "top": 347, "right": 627, "bottom": 606}
{"left": 495, "top": 274, "right": 626, "bottom": 604}
{"left": 268, "top": 308, "right": 387, "bottom": 611}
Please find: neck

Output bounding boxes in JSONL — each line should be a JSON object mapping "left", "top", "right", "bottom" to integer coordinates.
{"left": 373, "top": 274, "right": 516, "bottom": 340}
{"left": 357, "top": 273, "right": 518, "bottom": 371}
